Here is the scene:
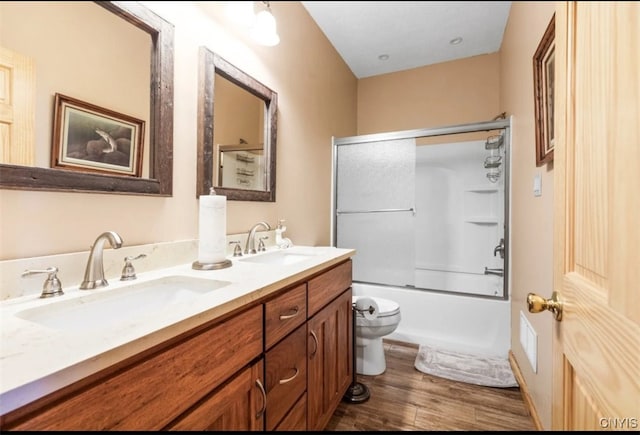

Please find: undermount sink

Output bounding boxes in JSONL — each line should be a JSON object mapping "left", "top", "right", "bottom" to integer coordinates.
{"left": 239, "top": 247, "right": 323, "bottom": 266}
{"left": 15, "top": 275, "right": 231, "bottom": 331}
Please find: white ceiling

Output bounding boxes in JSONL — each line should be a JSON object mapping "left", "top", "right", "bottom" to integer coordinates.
{"left": 300, "top": 1, "right": 512, "bottom": 78}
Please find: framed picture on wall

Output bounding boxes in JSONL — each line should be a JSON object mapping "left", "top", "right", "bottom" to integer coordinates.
{"left": 533, "top": 14, "right": 555, "bottom": 167}
{"left": 51, "top": 93, "right": 145, "bottom": 177}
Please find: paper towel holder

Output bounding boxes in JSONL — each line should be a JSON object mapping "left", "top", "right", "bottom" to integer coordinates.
{"left": 192, "top": 187, "right": 233, "bottom": 270}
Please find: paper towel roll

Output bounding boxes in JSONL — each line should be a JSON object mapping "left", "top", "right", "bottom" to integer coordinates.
{"left": 355, "top": 297, "right": 379, "bottom": 320}
{"left": 197, "top": 191, "right": 227, "bottom": 264}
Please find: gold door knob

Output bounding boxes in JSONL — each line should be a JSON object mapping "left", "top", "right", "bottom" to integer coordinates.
{"left": 527, "top": 291, "right": 563, "bottom": 321}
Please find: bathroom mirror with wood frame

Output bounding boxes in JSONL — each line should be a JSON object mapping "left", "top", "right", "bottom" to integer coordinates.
{"left": 0, "top": 1, "right": 174, "bottom": 196}
{"left": 197, "top": 47, "right": 277, "bottom": 201}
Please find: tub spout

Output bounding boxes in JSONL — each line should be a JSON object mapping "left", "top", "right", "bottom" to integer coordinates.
{"left": 484, "top": 267, "right": 504, "bottom": 277}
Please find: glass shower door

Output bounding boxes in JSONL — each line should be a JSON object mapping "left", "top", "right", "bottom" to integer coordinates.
{"left": 335, "top": 138, "right": 416, "bottom": 287}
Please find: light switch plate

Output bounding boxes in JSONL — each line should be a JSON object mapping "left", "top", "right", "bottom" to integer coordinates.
{"left": 533, "top": 173, "right": 542, "bottom": 196}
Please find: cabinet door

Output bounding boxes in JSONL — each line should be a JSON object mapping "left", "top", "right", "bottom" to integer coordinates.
{"left": 307, "top": 288, "right": 352, "bottom": 431}
{"left": 167, "top": 359, "right": 265, "bottom": 431}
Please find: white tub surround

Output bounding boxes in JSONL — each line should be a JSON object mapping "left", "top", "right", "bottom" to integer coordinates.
{"left": 0, "top": 244, "right": 355, "bottom": 415}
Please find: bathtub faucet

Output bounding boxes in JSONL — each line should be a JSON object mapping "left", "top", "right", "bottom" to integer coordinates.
{"left": 484, "top": 267, "right": 504, "bottom": 277}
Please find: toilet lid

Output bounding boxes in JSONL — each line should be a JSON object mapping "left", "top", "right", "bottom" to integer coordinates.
{"left": 353, "top": 296, "right": 400, "bottom": 317}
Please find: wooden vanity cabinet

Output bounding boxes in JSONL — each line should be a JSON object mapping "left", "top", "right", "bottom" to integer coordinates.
{"left": 1, "top": 259, "right": 354, "bottom": 432}
{"left": 2, "top": 304, "right": 263, "bottom": 431}
{"left": 263, "top": 259, "right": 353, "bottom": 432}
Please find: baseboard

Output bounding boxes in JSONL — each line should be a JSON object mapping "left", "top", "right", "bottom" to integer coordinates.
{"left": 509, "top": 350, "right": 543, "bottom": 431}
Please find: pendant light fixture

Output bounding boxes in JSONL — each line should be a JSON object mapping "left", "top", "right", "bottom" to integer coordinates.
{"left": 250, "top": 1, "right": 280, "bottom": 46}
{"left": 225, "top": 1, "right": 280, "bottom": 47}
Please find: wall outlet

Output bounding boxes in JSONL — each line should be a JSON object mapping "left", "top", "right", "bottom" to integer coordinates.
{"left": 519, "top": 311, "right": 538, "bottom": 373}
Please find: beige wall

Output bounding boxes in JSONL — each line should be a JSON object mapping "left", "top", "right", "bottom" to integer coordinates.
{"left": 0, "top": 1, "right": 357, "bottom": 260}
{"left": 357, "top": 53, "right": 501, "bottom": 135}
{"left": 500, "top": 1, "right": 556, "bottom": 429}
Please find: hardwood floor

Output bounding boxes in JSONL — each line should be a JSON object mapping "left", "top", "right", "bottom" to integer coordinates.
{"left": 326, "top": 341, "right": 536, "bottom": 431}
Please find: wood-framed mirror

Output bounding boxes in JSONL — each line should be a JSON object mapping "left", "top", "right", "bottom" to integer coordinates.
{"left": 0, "top": 1, "right": 174, "bottom": 195}
{"left": 197, "top": 47, "right": 277, "bottom": 201}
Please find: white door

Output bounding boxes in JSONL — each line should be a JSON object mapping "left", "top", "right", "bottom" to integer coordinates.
{"left": 0, "top": 46, "right": 35, "bottom": 165}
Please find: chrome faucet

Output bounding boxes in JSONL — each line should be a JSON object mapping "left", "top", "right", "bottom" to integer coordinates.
{"left": 245, "top": 222, "right": 271, "bottom": 254}
{"left": 484, "top": 267, "right": 504, "bottom": 277}
{"left": 80, "top": 231, "right": 123, "bottom": 290}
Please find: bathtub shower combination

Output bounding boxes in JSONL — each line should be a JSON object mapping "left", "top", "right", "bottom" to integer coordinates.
{"left": 332, "top": 119, "right": 513, "bottom": 381}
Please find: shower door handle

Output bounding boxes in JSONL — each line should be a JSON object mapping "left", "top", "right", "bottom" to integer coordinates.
{"left": 493, "top": 238, "right": 505, "bottom": 258}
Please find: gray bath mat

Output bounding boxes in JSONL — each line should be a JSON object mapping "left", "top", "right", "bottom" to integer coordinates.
{"left": 414, "top": 344, "right": 518, "bottom": 388}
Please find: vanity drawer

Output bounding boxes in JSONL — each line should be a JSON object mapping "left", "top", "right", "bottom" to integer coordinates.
{"left": 308, "top": 260, "right": 352, "bottom": 317}
{"left": 6, "top": 305, "right": 263, "bottom": 431}
{"left": 275, "top": 391, "right": 307, "bottom": 431}
{"left": 265, "top": 325, "right": 307, "bottom": 431}
{"left": 265, "top": 283, "right": 307, "bottom": 349}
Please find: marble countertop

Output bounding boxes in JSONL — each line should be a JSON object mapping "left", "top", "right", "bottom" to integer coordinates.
{"left": 0, "top": 245, "right": 355, "bottom": 415}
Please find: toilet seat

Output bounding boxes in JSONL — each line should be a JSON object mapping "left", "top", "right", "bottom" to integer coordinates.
{"left": 353, "top": 296, "right": 400, "bottom": 318}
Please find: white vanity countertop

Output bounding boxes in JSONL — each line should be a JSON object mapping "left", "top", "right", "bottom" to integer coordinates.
{"left": 0, "top": 246, "right": 355, "bottom": 415}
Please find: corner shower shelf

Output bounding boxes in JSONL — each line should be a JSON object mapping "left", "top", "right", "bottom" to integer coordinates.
{"left": 465, "top": 217, "right": 499, "bottom": 225}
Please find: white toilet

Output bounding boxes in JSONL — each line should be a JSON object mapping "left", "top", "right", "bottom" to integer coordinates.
{"left": 353, "top": 295, "right": 401, "bottom": 376}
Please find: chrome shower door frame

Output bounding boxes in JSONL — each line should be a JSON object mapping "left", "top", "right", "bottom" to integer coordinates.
{"left": 331, "top": 117, "right": 512, "bottom": 300}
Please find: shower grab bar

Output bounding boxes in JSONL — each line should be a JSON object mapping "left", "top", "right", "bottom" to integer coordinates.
{"left": 336, "top": 207, "right": 415, "bottom": 215}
